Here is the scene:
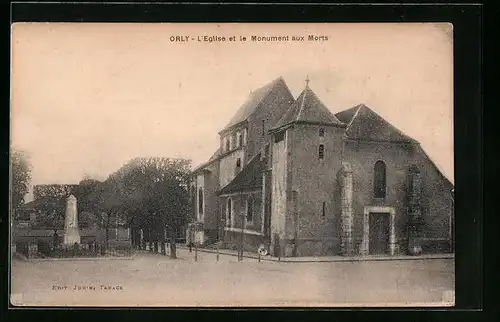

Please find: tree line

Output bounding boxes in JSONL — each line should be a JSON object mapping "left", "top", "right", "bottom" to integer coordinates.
{"left": 11, "top": 150, "right": 193, "bottom": 259}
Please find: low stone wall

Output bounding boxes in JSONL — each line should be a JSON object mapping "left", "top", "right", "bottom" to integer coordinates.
{"left": 294, "top": 239, "right": 341, "bottom": 257}
{"left": 223, "top": 230, "right": 269, "bottom": 253}
{"left": 420, "top": 238, "right": 453, "bottom": 254}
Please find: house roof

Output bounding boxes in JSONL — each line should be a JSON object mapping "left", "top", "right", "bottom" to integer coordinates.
{"left": 218, "top": 151, "right": 265, "bottom": 195}
{"left": 220, "top": 77, "right": 289, "bottom": 133}
{"left": 335, "top": 104, "right": 416, "bottom": 143}
{"left": 271, "top": 85, "right": 345, "bottom": 131}
{"left": 20, "top": 196, "right": 66, "bottom": 210}
{"left": 208, "top": 147, "right": 221, "bottom": 162}
{"left": 191, "top": 146, "right": 226, "bottom": 174}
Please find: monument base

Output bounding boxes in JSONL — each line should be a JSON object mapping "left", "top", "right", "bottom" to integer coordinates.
{"left": 63, "top": 228, "right": 81, "bottom": 246}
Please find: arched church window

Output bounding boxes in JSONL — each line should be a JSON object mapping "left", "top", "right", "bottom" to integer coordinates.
{"left": 236, "top": 158, "right": 241, "bottom": 168}
{"left": 225, "top": 137, "right": 230, "bottom": 152}
{"left": 198, "top": 187, "right": 204, "bottom": 215}
{"left": 319, "top": 128, "right": 325, "bottom": 137}
{"left": 318, "top": 144, "right": 325, "bottom": 160}
{"left": 246, "top": 196, "right": 254, "bottom": 223}
{"left": 374, "top": 160, "right": 387, "bottom": 199}
{"left": 226, "top": 198, "right": 232, "bottom": 227}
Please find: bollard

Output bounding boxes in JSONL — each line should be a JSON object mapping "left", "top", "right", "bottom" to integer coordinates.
{"left": 258, "top": 252, "right": 261, "bottom": 263}
{"left": 194, "top": 245, "right": 198, "bottom": 262}
{"left": 216, "top": 247, "right": 219, "bottom": 262}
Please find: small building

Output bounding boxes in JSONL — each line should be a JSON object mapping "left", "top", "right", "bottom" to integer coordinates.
{"left": 189, "top": 77, "right": 454, "bottom": 257}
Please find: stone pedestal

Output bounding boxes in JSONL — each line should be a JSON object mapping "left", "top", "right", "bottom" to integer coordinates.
{"left": 63, "top": 195, "right": 81, "bottom": 246}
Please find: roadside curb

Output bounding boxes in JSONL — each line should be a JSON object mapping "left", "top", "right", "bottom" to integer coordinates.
{"left": 177, "top": 246, "right": 454, "bottom": 263}
{"left": 12, "top": 253, "right": 134, "bottom": 262}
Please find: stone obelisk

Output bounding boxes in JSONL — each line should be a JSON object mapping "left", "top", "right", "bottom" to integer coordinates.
{"left": 63, "top": 194, "right": 81, "bottom": 246}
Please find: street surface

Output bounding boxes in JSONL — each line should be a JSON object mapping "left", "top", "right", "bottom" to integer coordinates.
{"left": 11, "top": 248, "right": 454, "bottom": 307}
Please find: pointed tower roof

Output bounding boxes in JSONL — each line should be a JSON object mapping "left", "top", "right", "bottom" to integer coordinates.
{"left": 271, "top": 81, "right": 345, "bottom": 131}
{"left": 335, "top": 104, "right": 416, "bottom": 143}
{"left": 220, "top": 77, "right": 290, "bottom": 133}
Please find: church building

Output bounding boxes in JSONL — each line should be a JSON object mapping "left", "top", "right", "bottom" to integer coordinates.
{"left": 189, "top": 77, "right": 454, "bottom": 257}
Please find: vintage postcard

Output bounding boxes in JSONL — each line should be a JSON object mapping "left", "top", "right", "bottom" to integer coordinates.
{"left": 10, "top": 22, "right": 454, "bottom": 307}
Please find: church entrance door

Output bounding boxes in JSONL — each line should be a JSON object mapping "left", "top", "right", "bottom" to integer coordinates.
{"left": 369, "top": 212, "right": 390, "bottom": 255}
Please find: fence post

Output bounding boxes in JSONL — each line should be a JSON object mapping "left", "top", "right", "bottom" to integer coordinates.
{"left": 216, "top": 246, "right": 219, "bottom": 262}
{"left": 194, "top": 244, "right": 198, "bottom": 262}
{"left": 258, "top": 251, "right": 261, "bottom": 263}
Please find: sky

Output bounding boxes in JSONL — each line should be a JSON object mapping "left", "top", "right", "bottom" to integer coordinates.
{"left": 11, "top": 23, "right": 454, "bottom": 200}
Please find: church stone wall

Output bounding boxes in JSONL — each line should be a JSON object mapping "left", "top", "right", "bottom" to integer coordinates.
{"left": 219, "top": 149, "right": 245, "bottom": 189}
{"left": 270, "top": 130, "right": 288, "bottom": 255}
{"left": 287, "top": 124, "right": 345, "bottom": 256}
{"left": 203, "top": 162, "right": 220, "bottom": 235}
{"left": 343, "top": 140, "right": 413, "bottom": 254}
{"left": 412, "top": 148, "right": 453, "bottom": 252}
{"left": 245, "top": 82, "right": 294, "bottom": 163}
{"left": 191, "top": 160, "right": 220, "bottom": 245}
{"left": 343, "top": 140, "right": 453, "bottom": 255}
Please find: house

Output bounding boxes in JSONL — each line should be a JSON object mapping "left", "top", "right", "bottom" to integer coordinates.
{"left": 189, "top": 77, "right": 454, "bottom": 257}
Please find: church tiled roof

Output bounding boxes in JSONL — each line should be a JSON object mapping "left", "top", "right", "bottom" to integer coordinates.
{"left": 191, "top": 147, "right": 222, "bottom": 174}
{"left": 271, "top": 85, "right": 345, "bottom": 131}
{"left": 335, "top": 104, "right": 416, "bottom": 143}
{"left": 220, "top": 77, "right": 290, "bottom": 133}
{"left": 218, "top": 151, "right": 265, "bottom": 195}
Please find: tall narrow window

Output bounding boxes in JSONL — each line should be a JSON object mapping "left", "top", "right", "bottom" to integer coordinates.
{"left": 238, "top": 132, "right": 243, "bottom": 147}
{"left": 198, "top": 187, "right": 204, "bottom": 215}
{"left": 226, "top": 198, "right": 232, "bottom": 227}
{"left": 225, "top": 137, "right": 230, "bottom": 152}
{"left": 374, "top": 160, "right": 387, "bottom": 199}
{"left": 322, "top": 202, "right": 326, "bottom": 217}
{"left": 246, "top": 197, "right": 254, "bottom": 223}
{"left": 319, "top": 128, "right": 325, "bottom": 137}
{"left": 243, "top": 128, "right": 248, "bottom": 145}
{"left": 236, "top": 158, "right": 241, "bottom": 168}
{"left": 261, "top": 120, "right": 265, "bottom": 137}
{"left": 191, "top": 185, "right": 196, "bottom": 211}
{"left": 318, "top": 144, "right": 325, "bottom": 160}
